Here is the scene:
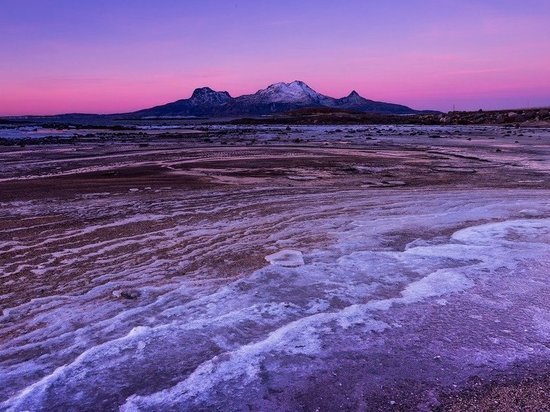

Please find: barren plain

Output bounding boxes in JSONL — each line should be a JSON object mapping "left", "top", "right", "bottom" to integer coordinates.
{"left": 1, "top": 124, "right": 549, "bottom": 411}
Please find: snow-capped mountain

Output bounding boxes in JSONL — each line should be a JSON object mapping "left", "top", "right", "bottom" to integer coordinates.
{"left": 131, "top": 80, "right": 423, "bottom": 117}
{"left": 237, "top": 81, "right": 333, "bottom": 105}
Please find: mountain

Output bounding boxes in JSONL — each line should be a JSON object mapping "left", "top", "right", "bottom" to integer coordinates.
{"left": 189, "top": 87, "right": 232, "bottom": 105}
{"left": 237, "top": 81, "right": 333, "bottom": 105}
{"left": 130, "top": 80, "right": 425, "bottom": 117}
{"left": 133, "top": 87, "right": 232, "bottom": 117}
{"left": 329, "top": 90, "right": 418, "bottom": 114}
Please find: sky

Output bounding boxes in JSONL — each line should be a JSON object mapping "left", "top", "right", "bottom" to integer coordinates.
{"left": 1, "top": 0, "right": 549, "bottom": 115}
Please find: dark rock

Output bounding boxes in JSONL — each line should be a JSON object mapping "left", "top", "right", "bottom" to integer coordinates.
{"left": 113, "top": 289, "right": 141, "bottom": 300}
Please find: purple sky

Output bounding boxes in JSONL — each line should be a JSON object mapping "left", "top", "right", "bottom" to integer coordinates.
{"left": 1, "top": 0, "right": 549, "bottom": 115}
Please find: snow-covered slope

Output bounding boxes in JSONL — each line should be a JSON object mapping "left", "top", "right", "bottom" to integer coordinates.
{"left": 238, "top": 81, "right": 333, "bottom": 105}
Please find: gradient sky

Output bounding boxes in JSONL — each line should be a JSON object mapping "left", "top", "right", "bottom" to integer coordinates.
{"left": 1, "top": 0, "right": 549, "bottom": 115}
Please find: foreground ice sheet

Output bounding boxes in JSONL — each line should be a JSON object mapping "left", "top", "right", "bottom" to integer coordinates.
{"left": 1, "top": 189, "right": 549, "bottom": 410}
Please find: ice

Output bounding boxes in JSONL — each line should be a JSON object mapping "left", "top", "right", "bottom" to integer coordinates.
{"left": 265, "top": 249, "right": 305, "bottom": 267}
{"left": 0, "top": 127, "right": 77, "bottom": 140}
{"left": 401, "top": 270, "right": 474, "bottom": 302}
{"left": 451, "top": 218, "right": 550, "bottom": 245}
{"left": 1, "top": 188, "right": 550, "bottom": 410}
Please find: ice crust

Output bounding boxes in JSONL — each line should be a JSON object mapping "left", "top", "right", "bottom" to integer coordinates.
{"left": 265, "top": 249, "right": 305, "bottom": 267}
{"left": 1, "top": 189, "right": 550, "bottom": 411}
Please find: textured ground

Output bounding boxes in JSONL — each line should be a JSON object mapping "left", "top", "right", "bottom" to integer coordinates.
{"left": 1, "top": 125, "right": 549, "bottom": 411}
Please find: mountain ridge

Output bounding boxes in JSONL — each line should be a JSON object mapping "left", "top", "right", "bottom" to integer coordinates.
{"left": 130, "top": 80, "right": 431, "bottom": 117}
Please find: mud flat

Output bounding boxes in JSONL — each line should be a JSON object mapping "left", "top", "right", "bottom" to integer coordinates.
{"left": 1, "top": 125, "right": 549, "bottom": 410}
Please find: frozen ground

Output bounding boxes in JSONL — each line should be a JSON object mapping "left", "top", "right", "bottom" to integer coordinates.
{"left": 0, "top": 125, "right": 549, "bottom": 410}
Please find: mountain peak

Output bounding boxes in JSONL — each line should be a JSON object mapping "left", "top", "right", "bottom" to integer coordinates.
{"left": 265, "top": 80, "right": 309, "bottom": 91}
{"left": 191, "top": 86, "right": 214, "bottom": 97}
{"left": 338, "top": 90, "right": 367, "bottom": 105}
{"left": 191, "top": 87, "right": 230, "bottom": 98}
{"left": 190, "top": 87, "right": 231, "bottom": 105}
{"left": 255, "top": 80, "right": 328, "bottom": 104}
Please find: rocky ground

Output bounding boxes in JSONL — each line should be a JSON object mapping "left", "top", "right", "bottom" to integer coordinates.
{"left": 0, "top": 125, "right": 549, "bottom": 411}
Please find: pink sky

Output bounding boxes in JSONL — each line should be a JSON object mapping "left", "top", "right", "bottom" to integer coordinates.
{"left": 1, "top": 0, "right": 549, "bottom": 115}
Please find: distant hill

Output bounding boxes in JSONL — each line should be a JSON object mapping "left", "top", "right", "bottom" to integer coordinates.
{"left": 231, "top": 107, "right": 550, "bottom": 127}
{"left": 129, "top": 80, "right": 432, "bottom": 117}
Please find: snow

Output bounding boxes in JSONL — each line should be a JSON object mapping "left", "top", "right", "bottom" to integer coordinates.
{"left": 247, "top": 80, "right": 331, "bottom": 104}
